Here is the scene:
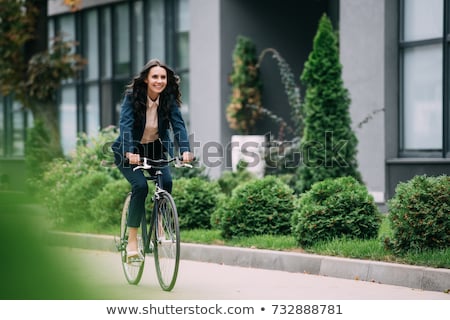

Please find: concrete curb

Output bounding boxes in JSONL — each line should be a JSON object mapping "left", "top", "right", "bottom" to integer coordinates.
{"left": 45, "top": 231, "right": 450, "bottom": 293}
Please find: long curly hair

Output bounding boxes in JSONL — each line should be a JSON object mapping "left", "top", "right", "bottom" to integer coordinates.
{"left": 125, "top": 59, "right": 182, "bottom": 130}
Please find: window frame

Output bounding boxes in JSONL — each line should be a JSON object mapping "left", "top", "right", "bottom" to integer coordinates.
{"left": 399, "top": 0, "right": 449, "bottom": 158}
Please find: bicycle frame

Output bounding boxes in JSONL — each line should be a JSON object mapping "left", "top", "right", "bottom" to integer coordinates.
{"left": 119, "top": 155, "right": 192, "bottom": 289}
{"left": 140, "top": 168, "right": 165, "bottom": 254}
{"left": 133, "top": 157, "right": 190, "bottom": 254}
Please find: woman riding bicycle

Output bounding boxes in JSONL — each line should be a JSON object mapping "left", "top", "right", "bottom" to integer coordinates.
{"left": 111, "top": 59, "right": 194, "bottom": 260}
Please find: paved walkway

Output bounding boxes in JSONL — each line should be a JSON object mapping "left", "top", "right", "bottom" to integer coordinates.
{"left": 45, "top": 231, "right": 450, "bottom": 294}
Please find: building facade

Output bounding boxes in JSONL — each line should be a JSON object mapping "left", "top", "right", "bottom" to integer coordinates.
{"left": 1, "top": 0, "right": 449, "bottom": 202}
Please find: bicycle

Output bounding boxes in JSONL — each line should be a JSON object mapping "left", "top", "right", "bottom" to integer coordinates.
{"left": 116, "top": 156, "right": 192, "bottom": 291}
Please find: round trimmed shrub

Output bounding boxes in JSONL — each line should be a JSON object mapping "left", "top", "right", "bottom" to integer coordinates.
{"left": 172, "top": 177, "right": 221, "bottom": 230}
{"left": 291, "top": 176, "right": 381, "bottom": 247}
{"left": 216, "top": 175, "right": 295, "bottom": 239}
{"left": 387, "top": 175, "right": 450, "bottom": 253}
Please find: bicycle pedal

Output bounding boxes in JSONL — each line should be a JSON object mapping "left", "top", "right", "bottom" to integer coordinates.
{"left": 158, "top": 239, "right": 174, "bottom": 245}
{"left": 114, "top": 236, "right": 125, "bottom": 251}
{"left": 146, "top": 242, "right": 154, "bottom": 254}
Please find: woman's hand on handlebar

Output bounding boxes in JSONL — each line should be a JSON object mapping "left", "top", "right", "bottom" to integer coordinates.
{"left": 181, "top": 151, "right": 194, "bottom": 163}
{"left": 126, "top": 152, "right": 141, "bottom": 165}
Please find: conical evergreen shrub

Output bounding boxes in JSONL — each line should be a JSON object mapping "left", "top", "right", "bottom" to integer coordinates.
{"left": 295, "top": 14, "right": 362, "bottom": 194}
{"left": 226, "top": 35, "right": 263, "bottom": 134}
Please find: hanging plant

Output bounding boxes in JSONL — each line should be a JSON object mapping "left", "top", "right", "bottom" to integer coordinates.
{"left": 257, "top": 47, "right": 303, "bottom": 140}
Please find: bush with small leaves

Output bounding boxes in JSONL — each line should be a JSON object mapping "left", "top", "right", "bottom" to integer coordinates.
{"left": 70, "top": 126, "right": 122, "bottom": 180}
{"left": 291, "top": 176, "right": 381, "bottom": 247}
{"left": 57, "top": 170, "right": 113, "bottom": 225}
{"left": 216, "top": 175, "right": 295, "bottom": 239}
{"left": 172, "top": 177, "right": 221, "bottom": 230}
{"left": 387, "top": 175, "right": 450, "bottom": 254}
{"left": 216, "top": 160, "right": 255, "bottom": 196}
{"left": 36, "top": 127, "right": 123, "bottom": 227}
{"left": 39, "top": 158, "right": 79, "bottom": 225}
{"left": 89, "top": 178, "right": 131, "bottom": 228}
{"left": 209, "top": 193, "right": 227, "bottom": 230}
{"left": 170, "top": 161, "right": 209, "bottom": 181}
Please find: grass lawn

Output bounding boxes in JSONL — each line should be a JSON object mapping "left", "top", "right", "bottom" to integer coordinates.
{"left": 50, "top": 211, "right": 449, "bottom": 269}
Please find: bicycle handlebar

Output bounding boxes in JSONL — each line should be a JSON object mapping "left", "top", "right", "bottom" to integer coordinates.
{"left": 131, "top": 156, "right": 195, "bottom": 171}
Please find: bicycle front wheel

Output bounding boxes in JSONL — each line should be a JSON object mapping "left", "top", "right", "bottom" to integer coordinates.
{"left": 120, "top": 192, "right": 145, "bottom": 285}
{"left": 153, "top": 191, "right": 180, "bottom": 291}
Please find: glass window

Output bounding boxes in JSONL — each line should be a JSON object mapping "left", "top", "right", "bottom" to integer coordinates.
{"left": 86, "top": 84, "right": 100, "bottom": 136}
{"left": 179, "top": 71, "right": 190, "bottom": 128}
{"left": 11, "top": 101, "right": 25, "bottom": 157}
{"left": 101, "top": 82, "right": 114, "bottom": 127}
{"left": 60, "top": 87, "right": 77, "bottom": 155}
{"left": 401, "top": 0, "right": 445, "bottom": 154}
{"left": 176, "top": 0, "right": 190, "bottom": 126}
{"left": 84, "top": 10, "right": 99, "bottom": 80}
{"left": 403, "top": 0, "right": 443, "bottom": 41}
{"left": 0, "top": 88, "right": 32, "bottom": 158}
{"left": 58, "top": 15, "right": 76, "bottom": 47}
{"left": 178, "top": 0, "right": 189, "bottom": 32}
{"left": 148, "top": 0, "right": 165, "bottom": 60}
{"left": 403, "top": 45, "right": 443, "bottom": 150}
{"left": 177, "top": 32, "right": 189, "bottom": 70}
{"left": 133, "top": 1, "right": 145, "bottom": 73}
{"left": 58, "top": 15, "right": 76, "bottom": 85}
{"left": 48, "top": 19, "right": 55, "bottom": 41}
{"left": 176, "top": 0, "right": 189, "bottom": 69}
{"left": 101, "top": 7, "right": 112, "bottom": 78}
{"left": 113, "top": 80, "right": 128, "bottom": 125}
{"left": 114, "top": 4, "right": 130, "bottom": 75}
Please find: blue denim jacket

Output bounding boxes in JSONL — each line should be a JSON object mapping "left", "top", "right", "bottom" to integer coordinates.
{"left": 111, "top": 93, "right": 190, "bottom": 163}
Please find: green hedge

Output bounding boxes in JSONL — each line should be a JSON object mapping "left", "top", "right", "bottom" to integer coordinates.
{"left": 215, "top": 175, "right": 295, "bottom": 239}
{"left": 172, "top": 177, "right": 221, "bottom": 230}
{"left": 387, "top": 175, "right": 450, "bottom": 253}
{"left": 291, "top": 176, "right": 381, "bottom": 247}
{"left": 89, "top": 178, "right": 130, "bottom": 228}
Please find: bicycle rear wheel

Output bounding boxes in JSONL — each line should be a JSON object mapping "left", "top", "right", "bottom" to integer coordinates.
{"left": 120, "top": 192, "right": 145, "bottom": 285}
{"left": 153, "top": 191, "right": 180, "bottom": 291}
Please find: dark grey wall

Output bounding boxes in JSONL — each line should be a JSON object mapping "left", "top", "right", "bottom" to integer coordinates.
{"left": 340, "top": 0, "right": 389, "bottom": 203}
{"left": 387, "top": 160, "right": 450, "bottom": 197}
{"left": 384, "top": 0, "right": 400, "bottom": 199}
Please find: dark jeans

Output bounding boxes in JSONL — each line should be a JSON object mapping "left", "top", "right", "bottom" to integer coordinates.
{"left": 116, "top": 141, "right": 172, "bottom": 228}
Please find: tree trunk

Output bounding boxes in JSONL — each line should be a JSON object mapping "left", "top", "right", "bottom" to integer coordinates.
{"left": 29, "top": 100, "right": 63, "bottom": 158}
{"left": 24, "top": 0, "right": 64, "bottom": 158}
